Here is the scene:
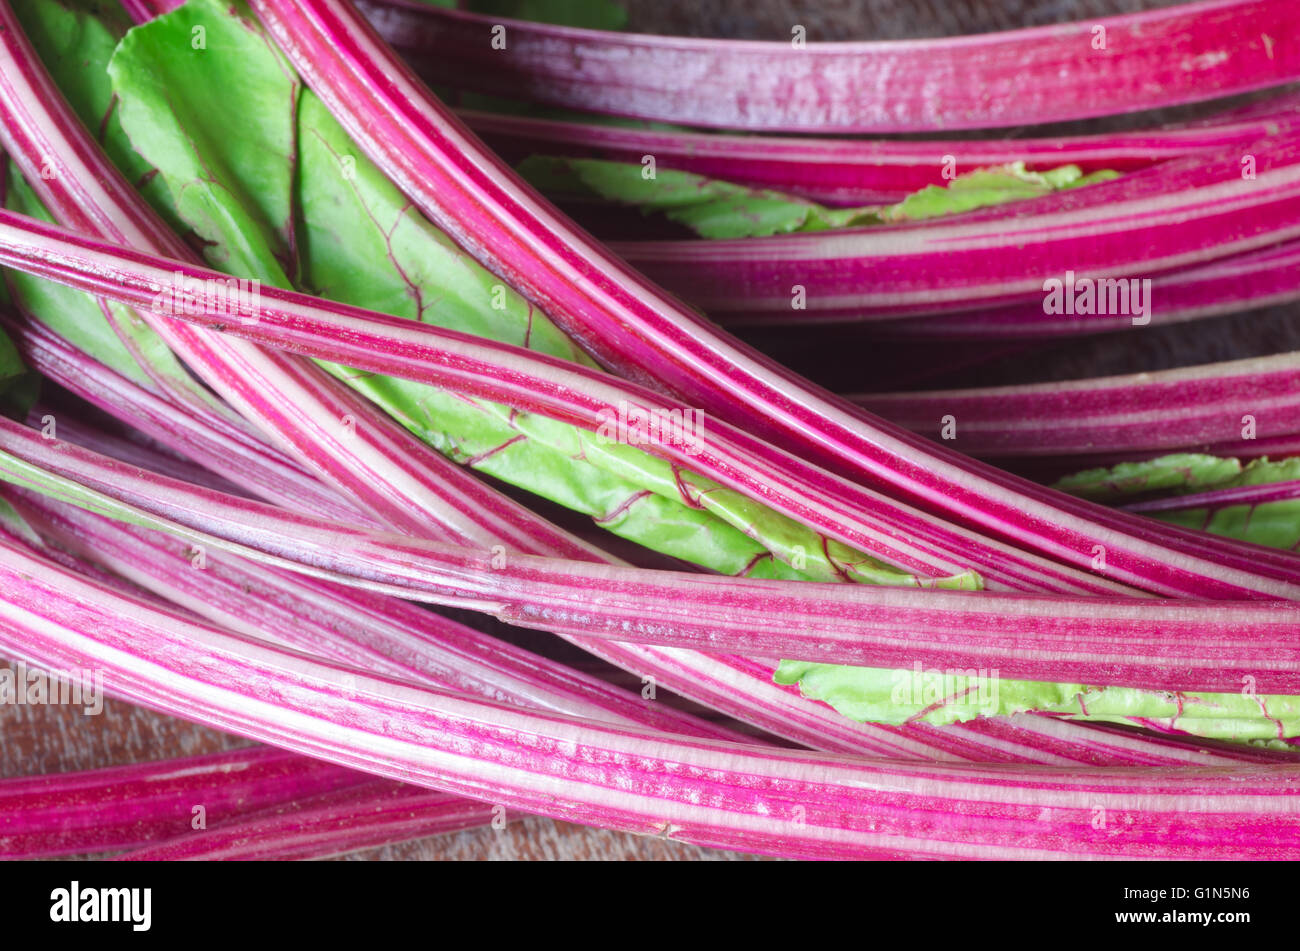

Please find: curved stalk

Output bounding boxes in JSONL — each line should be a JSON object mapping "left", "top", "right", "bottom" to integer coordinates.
{"left": 5, "top": 423, "right": 1300, "bottom": 693}
{"left": 3, "top": 534, "right": 1299, "bottom": 860}
{"left": 352, "top": 0, "right": 1300, "bottom": 133}
{"left": 0, "top": 747, "right": 364, "bottom": 858}
{"left": 853, "top": 353, "right": 1300, "bottom": 458}
{"left": 461, "top": 93, "right": 1300, "bottom": 206}
{"left": 246, "top": 0, "right": 1300, "bottom": 601}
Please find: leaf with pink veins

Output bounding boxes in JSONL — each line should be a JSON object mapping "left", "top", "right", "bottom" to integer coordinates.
{"left": 102, "top": 0, "right": 943, "bottom": 588}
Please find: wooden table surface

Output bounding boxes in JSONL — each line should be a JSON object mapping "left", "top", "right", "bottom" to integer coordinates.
{"left": 2, "top": 0, "right": 1273, "bottom": 861}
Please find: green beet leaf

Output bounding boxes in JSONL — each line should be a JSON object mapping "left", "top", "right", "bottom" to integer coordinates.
{"left": 1053, "top": 453, "right": 1243, "bottom": 503}
{"left": 105, "top": 0, "right": 940, "bottom": 589}
{"left": 773, "top": 659, "right": 1300, "bottom": 743}
{"left": 515, "top": 156, "right": 1120, "bottom": 239}
{"left": 6, "top": 0, "right": 234, "bottom": 419}
{"left": 778, "top": 451, "right": 1300, "bottom": 744}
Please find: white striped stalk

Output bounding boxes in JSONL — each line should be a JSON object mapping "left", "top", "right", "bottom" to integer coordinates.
{"left": 3, "top": 287, "right": 1064, "bottom": 765}
{"left": 1125, "top": 481, "right": 1300, "bottom": 515}
{"left": 8, "top": 529, "right": 1257, "bottom": 862}
{"left": 30, "top": 477, "right": 1300, "bottom": 757}
{"left": 114, "top": 780, "right": 496, "bottom": 860}
{"left": 616, "top": 140, "right": 1300, "bottom": 316}
{"left": 0, "top": 4, "right": 1100, "bottom": 764}
{"left": 2, "top": 0, "right": 841, "bottom": 764}
{"left": 0, "top": 304, "right": 1062, "bottom": 762}
{"left": 15, "top": 206, "right": 1300, "bottom": 597}
{"left": 0, "top": 747, "right": 366, "bottom": 858}
{"left": 0, "top": 1, "right": 599, "bottom": 557}
{"left": 21, "top": 409, "right": 252, "bottom": 498}
{"left": 6, "top": 314, "right": 375, "bottom": 526}
{"left": 5, "top": 424, "right": 1300, "bottom": 694}
{"left": 459, "top": 91, "right": 1300, "bottom": 206}
{"left": 8, "top": 427, "right": 1290, "bottom": 848}
{"left": 104, "top": 716, "right": 1285, "bottom": 862}
{"left": 2, "top": 303, "right": 1055, "bottom": 763}
{"left": 852, "top": 352, "right": 1300, "bottom": 457}
{"left": 12, "top": 489, "right": 744, "bottom": 740}
{"left": 2, "top": 533, "right": 1298, "bottom": 860}
{"left": 351, "top": 0, "right": 1300, "bottom": 134}
{"left": 729, "top": 237, "right": 1300, "bottom": 331}
{"left": 246, "top": 0, "right": 1300, "bottom": 602}
{"left": 0, "top": 206, "right": 1156, "bottom": 597}
{"left": 18, "top": 321, "right": 972, "bottom": 757}
{"left": 15, "top": 1, "right": 1294, "bottom": 763}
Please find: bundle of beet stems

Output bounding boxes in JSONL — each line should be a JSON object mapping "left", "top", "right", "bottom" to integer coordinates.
{"left": 1, "top": 0, "right": 1300, "bottom": 861}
